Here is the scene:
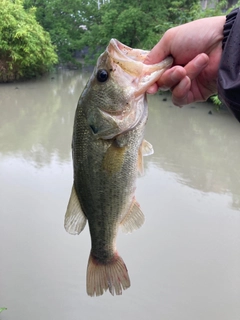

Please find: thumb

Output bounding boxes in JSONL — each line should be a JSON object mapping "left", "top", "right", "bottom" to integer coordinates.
{"left": 144, "top": 37, "right": 171, "bottom": 65}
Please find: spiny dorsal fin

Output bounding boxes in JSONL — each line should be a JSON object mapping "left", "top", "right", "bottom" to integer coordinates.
{"left": 64, "top": 184, "right": 87, "bottom": 235}
{"left": 120, "top": 199, "right": 145, "bottom": 233}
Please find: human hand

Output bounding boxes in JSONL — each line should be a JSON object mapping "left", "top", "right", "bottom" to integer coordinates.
{"left": 144, "top": 16, "right": 226, "bottom": 106}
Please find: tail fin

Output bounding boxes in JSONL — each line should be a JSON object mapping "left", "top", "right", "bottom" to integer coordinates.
{"left": 86, "top": 252, "right": 130, "bottom": 296}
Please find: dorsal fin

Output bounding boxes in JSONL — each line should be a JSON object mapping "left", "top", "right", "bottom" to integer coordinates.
{"left": 120, "top": 199, "right": 145, "bottom": 233}
{"left": 64, "top": 184, "right": 87, "bottom": 235}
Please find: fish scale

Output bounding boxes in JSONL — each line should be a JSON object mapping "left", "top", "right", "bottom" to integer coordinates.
{"left": 64, "top": 39, "right": 173, "bottom": 296}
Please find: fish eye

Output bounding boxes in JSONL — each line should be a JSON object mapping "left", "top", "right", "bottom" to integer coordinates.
{"left": 97, "top": 69, "right": 108, "bottom": 82}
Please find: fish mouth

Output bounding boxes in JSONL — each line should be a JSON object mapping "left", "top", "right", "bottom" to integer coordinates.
{"left": 88, "top": 40, "right": 173, "bottom": 140}
{"left": 107, "top": 39, "right": 149, "bottom": 63}
{"left": 107, "top": 39, "right": 173, "bottom": 96}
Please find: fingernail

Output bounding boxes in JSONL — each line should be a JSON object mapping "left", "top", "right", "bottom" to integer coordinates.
{"left": 146, "top": 86, "right": 156, "bottom": 94}
{"left": 178, "top": 76, "right": 189, "bottom": 90}
{"left": 159, "top": 85, "right": 170, "bottom": 91}
{"left": 172, "top": 100, "right": 184, "bottom": 108}
{"left": 173, "top": 102, "right": 184, "bottom": 108}
{"left": 170, "top": 69, "right": 179, "bottom": 82}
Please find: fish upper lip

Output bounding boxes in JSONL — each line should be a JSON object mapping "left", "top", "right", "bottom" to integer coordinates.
{"left": 107, "top": 39, "right": 173, "bottom": 95}
{"left": 108, "top": 39, "right": 148, "bottom": 62}
{"left": 108, "top": 39, "right": 132, "bottom": 59}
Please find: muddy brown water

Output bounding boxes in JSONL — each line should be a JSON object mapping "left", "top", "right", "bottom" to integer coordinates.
{"left": 0, "top": 69, "right": 240, "bottom": 320}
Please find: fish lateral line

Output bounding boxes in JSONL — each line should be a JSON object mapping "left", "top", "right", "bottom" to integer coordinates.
{"left": 65, "top": 38, "right": 173, "bottom": 297}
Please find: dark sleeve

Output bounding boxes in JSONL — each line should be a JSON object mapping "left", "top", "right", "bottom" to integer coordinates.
{"left": 218, "top": 8, "right": 240, "bottom": 121}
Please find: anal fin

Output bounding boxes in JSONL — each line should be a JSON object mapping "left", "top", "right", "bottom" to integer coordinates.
{"left": 120, "top": 199, "right": 145, "bottom": 233}
{"left": 64, "top": 184, "right": 87, "bottom": 235}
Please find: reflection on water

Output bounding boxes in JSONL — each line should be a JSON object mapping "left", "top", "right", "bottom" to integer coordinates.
{"left": 1, "top": 72, "right": 240, "bottom": 207}
{"left": 0, "top": 70, "right": 88, "bottom": 167}
{"left": 146, "top": 94, "right": 240, "bottom": 210}
{"left": 0, "top": 70, "right": 240, "bottom": 320}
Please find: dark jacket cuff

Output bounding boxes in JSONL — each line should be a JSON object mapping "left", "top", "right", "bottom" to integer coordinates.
{"left": 218, "top": 8, "right": 240, "bottom": 121}
{"left": 222, "top": 8, "right": 238, "bottom": 49}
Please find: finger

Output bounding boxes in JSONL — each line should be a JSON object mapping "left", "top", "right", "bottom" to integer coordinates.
{"left": 146, "top": 83, "right": 158, "bottom": 94}
{"left": 157, "top": 66, "right": 186, "bottom": 90}
{"left": 171, "top": 76, "right": 192, "bottom": 106}
{"left": 171, "top": 54, "right": 209, "bottom": 106}
{"left": 147, "top": 66, "right": 186, "bottom": 94}
{"left": 184, "top": 53, "right": 209, "bottom": 80}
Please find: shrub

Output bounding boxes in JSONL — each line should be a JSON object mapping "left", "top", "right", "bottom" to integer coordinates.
{"left": 0, "top": 0, "right": 58, "bottom": 82}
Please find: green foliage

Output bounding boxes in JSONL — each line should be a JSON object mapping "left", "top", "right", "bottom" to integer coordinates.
{"left": 24, "top": 0, "right": 89, "bottom": 63}
{"left": 80, "top": 0, "right": 168, "bottom": 54}
{"left": 0, "top": 0, "right": 58, "bottom": 82}
{"left": 78, "top": 0, "right": 228, "bottom": 63}
{"left": 210, "top": 94, "right": 222, "bottom": 110}
{"left": 23, "top": 0, "right": 236, "bottom": 66}
{"left": 226, "top": 0, "right": 240, "bottom": 12}
{"left": 24, "top": 0, "right": 206, "bottom": 63}
{"left": 0, "top": 308, "right": 7, "bottom": 313}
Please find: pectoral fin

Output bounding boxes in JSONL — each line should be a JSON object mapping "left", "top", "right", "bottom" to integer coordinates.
{"left": 137, "top": 139, "right": 154, "bottom": 175}
{"left": 64, "top": 184, "right": 87, "bottom": 235}
{"left": 120, "top": 199, "right": 145, "bottom": 233}
{"left": 142, "top": 139, "right": 154, "bottom": 156}
{"left": 102, "top": 143, "right": 127, "bottom": 175}
{"left": 137, "top": 145, "right": 144, "bottom": 175}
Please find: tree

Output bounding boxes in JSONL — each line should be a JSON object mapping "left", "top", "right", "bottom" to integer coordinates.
{"left": 0, "top": 0, "right": 58, "bottom": 82}
{"left": 24, "top": 0, "right": 231, "bottom": 65}
{"left": 78, "top": 0, "right": 202, "bottom": 62}
{"left": 24, "top": 0, "right": 90, "bottom": 63}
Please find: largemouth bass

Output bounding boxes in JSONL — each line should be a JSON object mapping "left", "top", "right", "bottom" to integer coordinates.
{"left": 65, "top": 39, "right": 172, "bottom": 296}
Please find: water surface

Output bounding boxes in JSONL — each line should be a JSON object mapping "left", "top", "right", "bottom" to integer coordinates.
{"left": 0, "top": 70, "right": 240, "bottom": 320}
